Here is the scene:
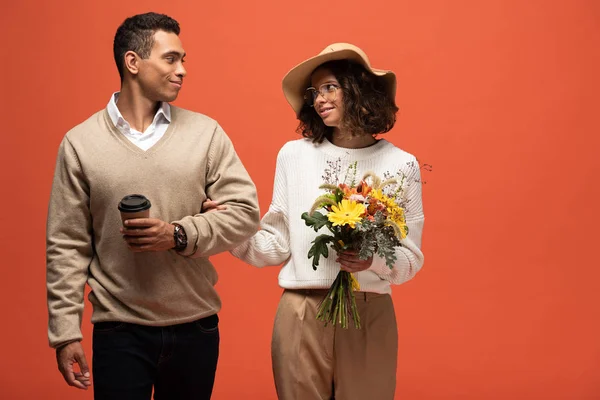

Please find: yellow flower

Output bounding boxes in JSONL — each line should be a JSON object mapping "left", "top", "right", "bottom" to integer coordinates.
{"left": 389, "top": 206, "right": 406, "bottom": 225}
{"left": 371, "top": 189, "right": 396, "bottom": 209}
{"left": 370, "top": 189, "right": 408, "bottom": 238}
{"left": 370, "top": 189, "right": 384, "bottom": 201}
{"left": 327, "top": 199, "right": 366, "bottom": 228}
{"left": 349, "top": 273, "right": 361, "bottom": 291}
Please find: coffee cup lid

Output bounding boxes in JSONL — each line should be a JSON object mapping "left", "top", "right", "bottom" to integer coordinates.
{"left": 118, "top": 194, "right": 151, "bottom": 213}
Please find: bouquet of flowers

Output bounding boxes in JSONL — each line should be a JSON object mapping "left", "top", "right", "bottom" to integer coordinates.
{"left": 301, "top": 161, "right": 411, "bottom": 329}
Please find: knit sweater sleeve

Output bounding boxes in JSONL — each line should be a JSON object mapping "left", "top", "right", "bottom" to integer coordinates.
{"left": 230, "top": 147, "right": 291, "bottom": 267}
{"left": 174, "top": 124, "right": 260, "bottom": 258}
{"left": 367, "top": 160, "right": 425, "bottom": 284}
{"left": 46, "top": 137, "right": 93, "bottom": 348}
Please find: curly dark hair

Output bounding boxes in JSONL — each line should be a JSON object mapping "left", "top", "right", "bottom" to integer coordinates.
{"left": 113, "top": 12, "right": 181, "bottom": 80}
{"left": 297, "top": 60, "right": 398, "bottom": 143}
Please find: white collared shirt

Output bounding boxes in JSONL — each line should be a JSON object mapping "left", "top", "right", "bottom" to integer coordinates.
{"left": 106, "top": 92, "right": 171, "bottom": 151}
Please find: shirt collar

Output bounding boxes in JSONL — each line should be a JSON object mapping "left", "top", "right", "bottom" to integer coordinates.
{"left": 106, "top": 92, "right": 171, "bottom": 131}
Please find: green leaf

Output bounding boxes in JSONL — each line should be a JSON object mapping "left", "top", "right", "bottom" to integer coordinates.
{"left": 307, "top": 234, "right": 335, "bottom": 270}
{"left": 334, "top": 188, "right": 344, "bottom": 203}
{"left": 301, "top": 211, "right": 330, "bottom": 232}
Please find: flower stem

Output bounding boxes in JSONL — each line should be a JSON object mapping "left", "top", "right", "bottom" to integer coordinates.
{"left": 316, "top": 271, "right": 361, "bottom": 329}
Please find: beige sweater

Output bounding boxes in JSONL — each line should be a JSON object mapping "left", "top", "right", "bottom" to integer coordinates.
{"left": 46, "top": 107, "right": 260, "bottom": 348}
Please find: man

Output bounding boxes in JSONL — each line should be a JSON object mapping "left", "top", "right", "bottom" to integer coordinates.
{"left": 46, "top": 12, "right": 259, "bottom": 399}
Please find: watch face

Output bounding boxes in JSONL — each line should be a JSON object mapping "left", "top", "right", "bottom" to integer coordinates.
{"left": 175, "top": 225, "right": 187, "bottom": 247}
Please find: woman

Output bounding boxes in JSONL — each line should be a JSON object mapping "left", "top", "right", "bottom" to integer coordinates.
{"left": 207, "top": 43, "right": 425, "bottom": 400}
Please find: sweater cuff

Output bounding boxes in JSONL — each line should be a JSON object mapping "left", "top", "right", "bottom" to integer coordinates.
{"left": 49, "top": 330, "right": 83, "bottom": 349}
{"left": 367, "top": 254, "right": 391, "bottom": 277}
{"left": 54, "top": 338, "right": 82, "bottom": 351}
{"left": 48, "top": 313, "right": 85, "bottom": 349}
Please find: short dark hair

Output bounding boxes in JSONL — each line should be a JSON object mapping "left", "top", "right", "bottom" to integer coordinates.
{"left": 113, "top": 12, "right": 180, "bottom": 80}
{"left": 297, "top": 60, "right": 399, "bottom": 143}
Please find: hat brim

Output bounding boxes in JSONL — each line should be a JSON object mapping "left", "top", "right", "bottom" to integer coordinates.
{"left": 282, "top": 48, "right": 396, "bottom": 116}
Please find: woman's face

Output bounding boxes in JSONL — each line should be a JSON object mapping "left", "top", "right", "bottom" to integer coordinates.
{"left": 309, "top": 67, "right": 344, "bottom": 128}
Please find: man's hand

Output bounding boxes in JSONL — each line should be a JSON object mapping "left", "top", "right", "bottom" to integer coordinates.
{"left": 121, "top": 218, "right": 175, "bottom": 252}
{"left": 337, "top": 250, "right": 373, "bottom": 273}
{"left": 56, "top": 341, "right": 91, "bottom": 390}
{"left": 201, "top": 198, "right": 227, "bottom": 213}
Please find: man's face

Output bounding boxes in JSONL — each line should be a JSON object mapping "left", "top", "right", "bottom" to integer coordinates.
{"left": 137, "top": 30, "right": 186, "bottom": 102}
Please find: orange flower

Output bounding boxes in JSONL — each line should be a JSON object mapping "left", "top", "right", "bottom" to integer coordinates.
{"left": 356, "top": 180, "right": 372, "bottom": 196}
{"left": 339, "top": 182, "right": 374, "bottom": 200}
{"left": 339, "top": 184, "right": 359, "bottom": 199}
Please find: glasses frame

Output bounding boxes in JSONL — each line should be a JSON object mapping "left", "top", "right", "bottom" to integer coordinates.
{"left": 303, "top": 83, "right": 341, "bottom": 107}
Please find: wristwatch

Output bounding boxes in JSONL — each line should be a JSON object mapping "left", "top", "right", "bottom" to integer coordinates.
{"left": 173, "top": 223, "right": 188, "bottom": 251}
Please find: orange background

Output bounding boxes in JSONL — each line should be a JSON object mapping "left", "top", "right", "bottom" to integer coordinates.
{"left": 1, "top": 0, "right": 599, "bottom": 399}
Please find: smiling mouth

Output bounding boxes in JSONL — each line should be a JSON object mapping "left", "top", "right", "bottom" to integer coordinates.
{"left": 319, "top": 107, "right": 334, "bottom": 116}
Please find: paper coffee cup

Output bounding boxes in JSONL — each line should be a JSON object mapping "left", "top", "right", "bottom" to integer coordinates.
{"left": 118, "top": 194, "right": 151, "bottom": 225}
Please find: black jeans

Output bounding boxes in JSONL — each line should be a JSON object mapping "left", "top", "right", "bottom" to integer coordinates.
{"left": 92, "top": 314, "right": 219, "bottom": 400}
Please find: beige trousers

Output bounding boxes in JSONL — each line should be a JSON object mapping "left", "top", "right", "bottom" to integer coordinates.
{"left": 271, "top": 289, "right": 398, "bottom": 400}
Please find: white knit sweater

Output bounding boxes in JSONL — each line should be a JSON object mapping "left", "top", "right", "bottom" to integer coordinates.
{"left": 231, "top": 137, "right": 425, "bottom": 294}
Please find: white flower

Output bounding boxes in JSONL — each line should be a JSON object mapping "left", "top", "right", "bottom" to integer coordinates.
{"left": 348, "top": 194, "right": 366, "bottom": 203}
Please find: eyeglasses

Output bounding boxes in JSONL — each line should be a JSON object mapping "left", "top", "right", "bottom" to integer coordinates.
{"left": 304, "top": 83, "right": 341, "bottom": 107}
